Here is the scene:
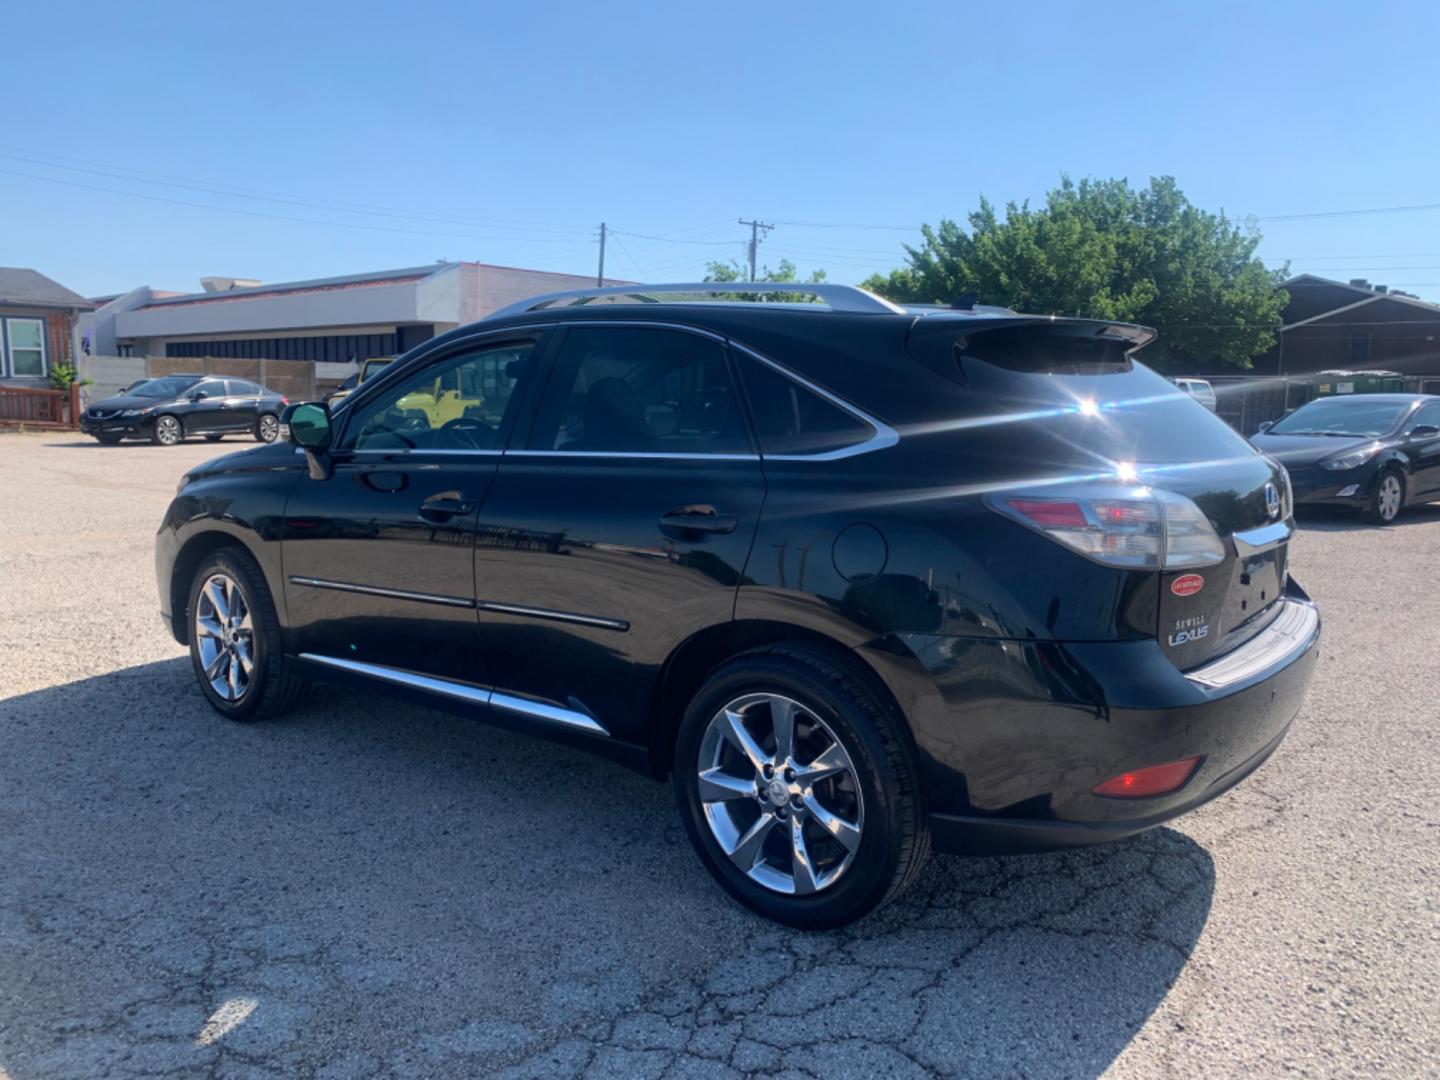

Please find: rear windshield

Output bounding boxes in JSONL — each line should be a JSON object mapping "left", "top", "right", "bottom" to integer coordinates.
{"left": 1269, "top": 397, "right": 1409, "bottom": 438}
{"left": 956, "top": 352, "right": 1254, "bottom": 465}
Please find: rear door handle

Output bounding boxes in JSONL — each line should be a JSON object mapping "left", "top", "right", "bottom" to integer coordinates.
{"left": 659, "top": 505, "right": 739, "bottom": 536}
{"left": 419, "top": 493, "right": 475, "bottom": 521}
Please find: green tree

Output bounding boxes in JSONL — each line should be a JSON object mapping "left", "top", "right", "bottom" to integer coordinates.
{"left": 861, "top": 176, "right": 1287, "bottom": 368}
{"left": 704, "top": 257, "right": 826, "bottom": 285}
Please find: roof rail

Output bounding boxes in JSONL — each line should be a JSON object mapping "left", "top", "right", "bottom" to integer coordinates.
{"left": 486, "top": 281, "right": 905, "bottom": 320}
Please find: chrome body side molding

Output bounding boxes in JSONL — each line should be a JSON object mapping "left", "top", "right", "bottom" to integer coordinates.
{"left": 297, "top": 653, "right": 609, "bottom": 736}
{"left": 477, "top": 601, "right": 629, "bottom": 632}
{"left": 288, "top": 576, "right": 475, "bottom": 609}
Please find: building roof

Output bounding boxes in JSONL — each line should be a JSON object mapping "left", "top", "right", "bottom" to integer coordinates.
{"left": 0, "top": 267, "right": 95, "bottom": 310}
{"left": 138, "top": 263, "right": 455, "bottom": 310}
{"left": 1281, "top": 274, "right": 1440, "bottom": 330}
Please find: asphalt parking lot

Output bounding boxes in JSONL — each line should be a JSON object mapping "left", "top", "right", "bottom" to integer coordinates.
{"left": 0, "top": 431, "right": 1436, "bottom": 1079}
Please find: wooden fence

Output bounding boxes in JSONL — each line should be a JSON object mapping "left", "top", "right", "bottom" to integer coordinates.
{"left": 0, "top": 384, "right": 81, "bottom": 429}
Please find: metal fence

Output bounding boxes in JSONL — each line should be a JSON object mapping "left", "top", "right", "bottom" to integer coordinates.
{"left": 1198, "top": 373, "right": 1440, "bottom": 435}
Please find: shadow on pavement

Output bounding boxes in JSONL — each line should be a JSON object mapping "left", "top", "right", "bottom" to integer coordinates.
{"left": 0, "top": 658, "right": 1214, "bottom": 1078}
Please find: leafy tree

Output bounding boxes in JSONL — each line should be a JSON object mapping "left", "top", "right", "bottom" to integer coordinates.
{"left": 861, "top": 176, "right": 1287, "bottom": 368}
{"left": 705, "top": 258, "right": 826, "bottom": 285}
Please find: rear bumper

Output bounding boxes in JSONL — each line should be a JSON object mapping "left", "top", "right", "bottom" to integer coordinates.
{"left": 904, "top": 584, "right": 1321, "bottom": 856}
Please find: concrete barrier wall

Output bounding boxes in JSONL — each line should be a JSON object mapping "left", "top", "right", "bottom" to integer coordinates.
{"left": 80, "top": 355, "right": 148, "bottom": 400}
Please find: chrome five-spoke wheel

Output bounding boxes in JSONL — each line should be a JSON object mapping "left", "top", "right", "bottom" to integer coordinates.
{"left": 194, "top": 573, "right": 254, "bottom": 701}
{"left": 697, "top": 692, "right": 864, "bottom": 896}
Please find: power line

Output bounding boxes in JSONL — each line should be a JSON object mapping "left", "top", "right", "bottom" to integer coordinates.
{"left": 0, "top": 147, "right": 595, "bottom": 236}
{"left": 0, "top": 166, "right": 595, "bottom": 245}
{"left": 1259, "top": 200, "right": 1440, "bottom": 222}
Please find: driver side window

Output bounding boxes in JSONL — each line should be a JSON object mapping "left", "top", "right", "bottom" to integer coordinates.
{"left": 1409, "top": 403, "right": 1440, "bottom": 434}
{"left": 339, "top": 341, "right": 535, "bottom": 452}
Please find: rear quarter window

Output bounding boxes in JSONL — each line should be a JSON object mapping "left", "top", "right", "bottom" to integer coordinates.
{"left": 734, "top": 351, "right": 874, "bottom": 456}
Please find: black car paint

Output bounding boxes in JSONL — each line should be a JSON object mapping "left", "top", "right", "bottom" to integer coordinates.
{"left": 82, "top": 376, "right": 287, "bottom": 441}
{"left": 1252, "top": 394, "right": 1440, "bottom": 512}
{"left": 157, "top": 305, "right": 1320, "bottom": 852}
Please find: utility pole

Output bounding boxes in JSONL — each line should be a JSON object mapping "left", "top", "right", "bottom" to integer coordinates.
{"left": 738, "top": 217, "right": 773, "bottom": 281}
{"left": 596, "top": 222, "right": 607, "bottom": 286}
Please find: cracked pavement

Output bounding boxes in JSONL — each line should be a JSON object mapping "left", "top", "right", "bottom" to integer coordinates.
{"left": 1, "top": 433, "right": 1437, "bottom": 1078}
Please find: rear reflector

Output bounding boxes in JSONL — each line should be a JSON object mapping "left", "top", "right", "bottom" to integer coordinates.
{"left": 1092, "top": 756, "right": 1201, "bottom": 798}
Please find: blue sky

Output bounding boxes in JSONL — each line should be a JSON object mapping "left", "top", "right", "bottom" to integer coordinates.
{"left": 7, "top": 0, "right": 1440, "bottom": 300}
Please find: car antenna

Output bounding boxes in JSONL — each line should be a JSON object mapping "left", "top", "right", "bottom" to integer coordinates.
{"left": 950, "top": 292, "right": 979, "bottom": 310}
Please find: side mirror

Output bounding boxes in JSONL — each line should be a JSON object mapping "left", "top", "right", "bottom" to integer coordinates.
{"left": 190, "top": 390, "right": 208, "bottom": 402}
{"left": 283, "top": 402, "right": 334, "bottom": 479}
{"left": 1410, "top": 424, "right": 1440, "bottom": 438}
{"left": 1256, "top": 420, "right": 1274, "bottom": 434}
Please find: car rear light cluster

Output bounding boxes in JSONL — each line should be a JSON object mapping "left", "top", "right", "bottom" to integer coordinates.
{"left": 989, "top": 486, "right": 1225, "bottom": 570}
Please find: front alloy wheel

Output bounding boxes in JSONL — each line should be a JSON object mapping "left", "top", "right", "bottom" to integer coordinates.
{"left": 698, "top": 693, "right": 864, "bottom": 895}
{"left": 194, "top": 573, "right": 254, "bottom": 701}
{"left": 153, "top": 415, "right": 183, "bottom": 446}
{"left": 1374, "top": 471, "right": 1403, "bottom": 523}
{"left": 256, "top": 414, "right": 280, "bottom": 442}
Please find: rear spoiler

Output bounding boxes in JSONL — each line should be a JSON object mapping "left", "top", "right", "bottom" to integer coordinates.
{"left": 906, "top": 315, "right": 1157, "bottom": 383}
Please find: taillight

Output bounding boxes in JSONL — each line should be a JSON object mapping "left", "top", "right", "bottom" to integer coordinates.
{"left": 988, "top": 485, "right": 1225, "bottom": 570}
{"left": 1093, "top": 756, "right": 1201, "bottom": 798}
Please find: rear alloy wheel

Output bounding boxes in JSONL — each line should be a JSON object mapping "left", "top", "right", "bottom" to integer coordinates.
{"left": 1365, "top": 469, "right": 1405, "bottom": 524}
{"left": 187, "top": 548, "right": 308, "bottom": 721}
{"left": 255, "top": 414, "right": 280, "bottom": 443}
{"left": 152, "top": 414, "right": 183, "bottom": 446}
{"left": 674, "top": 645, "right": 928, "bottom": 929}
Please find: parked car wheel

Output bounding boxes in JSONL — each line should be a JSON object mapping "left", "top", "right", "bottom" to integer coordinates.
{"left": 94, "top": 433, "right": 123, "bottom": 446}
{"left": 255, "top": 413, "right": 281, "bottom": 443}
{"left": 152, "top": 414, "right": 184, "bottom": 446}
{"left": 672, "top": 645, "right": 928, "bottom": 929}
{"left": 204, "top": 434, "right": 224, "bottom": 443}
{"left": 1364, "top": 468, "right": 1405, "bottom": 525}
{"left": 187, "top": 548, "right": 308, "bottom": 721}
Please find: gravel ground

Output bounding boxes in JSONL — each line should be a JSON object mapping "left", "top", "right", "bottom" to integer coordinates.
{"left": 0, "top": 431, "right": 1436, "bottom": 1079}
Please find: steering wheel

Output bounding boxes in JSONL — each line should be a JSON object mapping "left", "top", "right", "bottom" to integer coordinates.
{"left": 439, "top": 416, "right": 494, "bottom": 450}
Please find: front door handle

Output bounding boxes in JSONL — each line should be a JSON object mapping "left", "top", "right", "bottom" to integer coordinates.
{"left": 659, "top": 505, "right": 739, "bottom": 536}
{"left": 419, "top": 492, "right": 475, "bottom": 521}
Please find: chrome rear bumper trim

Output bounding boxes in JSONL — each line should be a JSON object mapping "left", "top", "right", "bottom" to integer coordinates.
{"left": 1185, "top": 599, "right": 1319, "bottom": 690}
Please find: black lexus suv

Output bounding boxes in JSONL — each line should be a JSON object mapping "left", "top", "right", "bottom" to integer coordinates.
{"left": 82, "top": 374, "right": 288, "bottom": 445}
{"left": 156, "top": 283, "right": 1320, "bottom": 928}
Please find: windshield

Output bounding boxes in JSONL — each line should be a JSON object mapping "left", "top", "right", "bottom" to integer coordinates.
{"left": 130, "top": 376, "right": 198, "bottom": 399}
{"left": 1270, "top": 398, "right": 1410, "bottom": 437}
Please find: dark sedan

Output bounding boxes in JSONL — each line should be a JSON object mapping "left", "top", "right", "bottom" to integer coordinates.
{"left": 82, "top": 374, "right": 289, "bottom": 446}
{"left": 1252, "top": 393, "right": 1440, "bottom": 523}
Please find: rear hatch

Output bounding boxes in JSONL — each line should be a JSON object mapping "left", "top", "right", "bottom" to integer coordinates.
{"left": 907, "top": 316, "right": 1290, "bottom": 669}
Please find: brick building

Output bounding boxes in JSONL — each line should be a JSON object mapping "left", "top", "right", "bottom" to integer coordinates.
{"left": 0, "top": 268, "right": 94, "bottom": 386}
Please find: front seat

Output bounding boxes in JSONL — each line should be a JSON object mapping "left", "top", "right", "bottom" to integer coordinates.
{"left": 570, "top": 377, "right": 652, "bottom": 451}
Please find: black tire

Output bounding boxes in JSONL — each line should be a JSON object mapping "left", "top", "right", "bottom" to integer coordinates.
{"left": 1363, "top": 467, "right": 1405, "bottom": 524}
{"left": 672, "top": 644, "right": 929, "bottom": 929}
{"left": 152, "top": 414, "right": 184, "bottom": 446}
{"left": 186, "top": 547, "right": 308, "bottom": 721}
{"left": 204, "top": 434, "right": 224, "bottom": 442}
{"left": 255, "top": 413, "right": 280, "bottom": 443}
{"left": 94, "top": 433, "right": 122, "bottom": 446}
